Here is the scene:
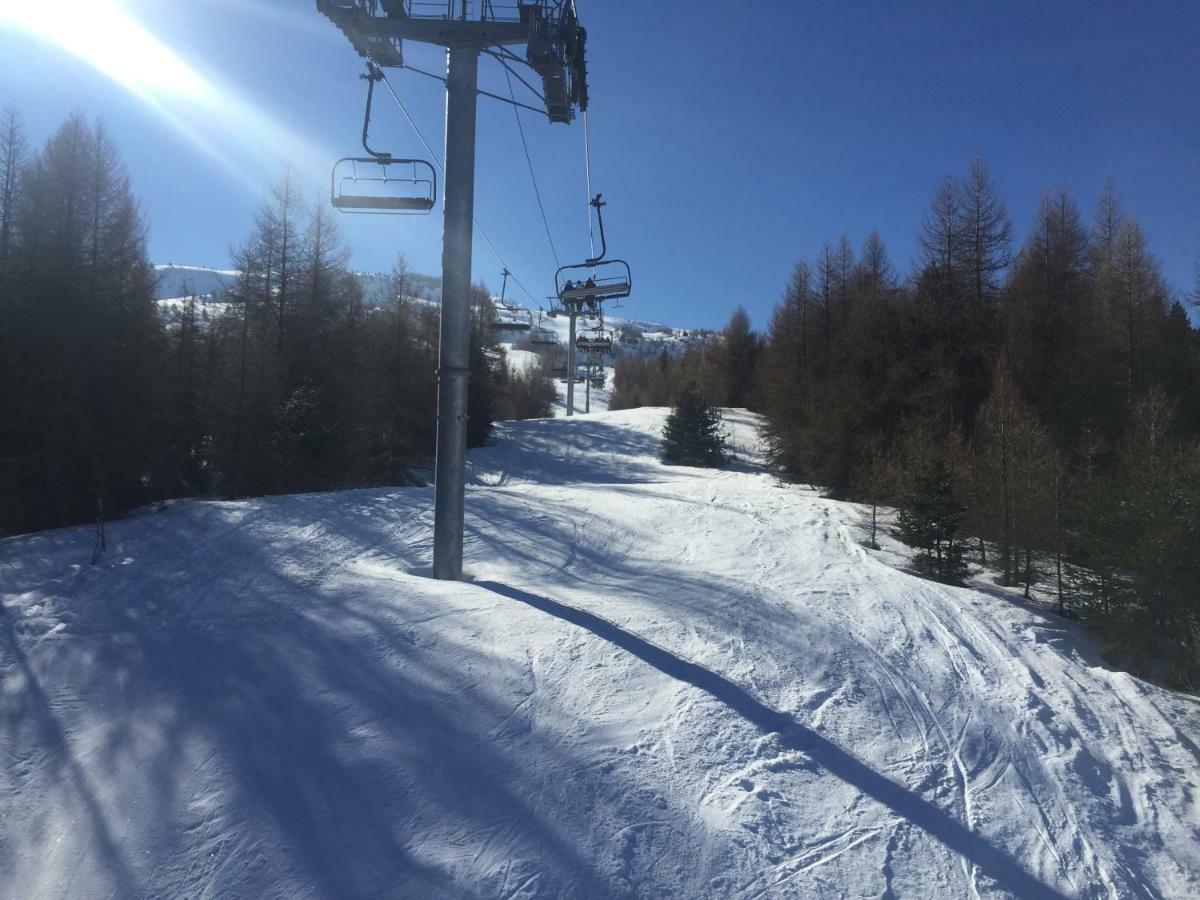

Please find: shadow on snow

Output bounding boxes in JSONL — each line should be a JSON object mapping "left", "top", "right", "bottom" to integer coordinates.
{"left": 477, "top": 580, "right": 1072, "bottom": 900}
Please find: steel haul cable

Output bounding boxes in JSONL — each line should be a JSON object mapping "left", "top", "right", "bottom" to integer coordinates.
{"left": 377, "top": 71, "right": 540, "bottom": 305}
{"left": 583, "top": 109, "right": 596, "bottom": 263}
{"left": 504, "top": 65, "right": 561, "bottom": 268}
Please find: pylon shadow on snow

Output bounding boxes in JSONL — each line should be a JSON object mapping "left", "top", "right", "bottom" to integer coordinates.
{"left": 477, "top": 580, "right": 1074, "bottom": 900}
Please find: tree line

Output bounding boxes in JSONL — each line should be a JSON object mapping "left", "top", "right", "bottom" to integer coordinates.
{"left": 612, "top": 159, "right": 1200, "bottom": 689}
{"left": 0, "top": 110, "right": 555, "bottom": 538}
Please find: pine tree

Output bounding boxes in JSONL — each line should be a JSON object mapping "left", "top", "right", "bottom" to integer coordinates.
{"left": 1081, "top": 390, "right": 1200, "bottom": 687}
{"left": 0, "top": 106, "right": 24, "bottom": 291}
{"left": 856, "top": 434, "right": 894, "bottom": 549}
{"left": 661, "top": 381, "right": 727, "bottom": 467}
{"left": 0, "top": 107, "right": 26, "bottom": 530}
{"left": 1193, "top": 251, "right": 1200, "bottom": 312}
{"left": 467, "top": 282, "right": 499, "bottom": 448}
{"left": 919, "top": 175, "right": 964, "bottom": 295}
{"left": 1114, "top": 220, "right": 1168, "bottom": 406}
{"left": 897, "top": 456, "right": 969, "bottom": 585}
{"left": 959, "top": 157, "right": 1012, "bottom": 305}
{"left": 1003, "top": 189, "right": 1093, "bottom": 441}
{"left": 715, "top": 305, "right": 759, "bottom": 408}
{"left": 760, "top": 261, "right": 813, "bottom": 479}
{"left": 2, "top": 115, "right": 162, "bottom": 532}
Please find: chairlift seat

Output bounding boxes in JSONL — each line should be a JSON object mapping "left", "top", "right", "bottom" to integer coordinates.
{"left": 332, "top": 195, "right": 434, "bottom": 212}
{"left": 575, "top": 338, "right": 613, "bottom": 353}
{"left": 331, "top": 157, "right": 436, "bottom": 215}
{"left": 555, "top": 258, "right": 633, "bottom": 305}
{"left": 491, "top": 317, "right": 532, "bottom": 331}
{"left": 559, "top": 282, "right": 630, "bottom": 303}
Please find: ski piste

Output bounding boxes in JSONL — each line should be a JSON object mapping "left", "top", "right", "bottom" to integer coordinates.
{"left": 2, "top": 409, "right": 1197, "bottom": 898}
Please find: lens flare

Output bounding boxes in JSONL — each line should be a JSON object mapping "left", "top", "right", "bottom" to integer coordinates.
{"left": 0, "top": 0, "right": 211, "bottom": 100}
{"left": 0, "top": 0, "right": 327, "bottom": 190}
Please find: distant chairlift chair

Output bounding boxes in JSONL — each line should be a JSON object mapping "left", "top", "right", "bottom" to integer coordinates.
{"left": 575, "top": 331, "right": 613, "bottom": 354}
{"left": 491, "top": 305, "right": 533, "bottom": 331}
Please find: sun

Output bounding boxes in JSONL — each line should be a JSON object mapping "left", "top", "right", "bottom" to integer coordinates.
{"left": 0, "top": 0, "right": 212, "bottom": 101}
{"left": 0, "top": 0, "right": 329, "bottom": 190}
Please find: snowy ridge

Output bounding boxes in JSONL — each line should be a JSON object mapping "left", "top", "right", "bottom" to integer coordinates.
{"left": 153, "top": 263, "right": 239, "bottom": 301}
{"left": 153, "top": 264, "right": 440, "bottom": 307}
{"left": 1, "top": 409, "right": 1197, "bottom": 898}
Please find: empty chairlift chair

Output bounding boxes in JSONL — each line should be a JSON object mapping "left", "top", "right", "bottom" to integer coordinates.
{"left": 332, "top": 158, "right": 436, "bottom": 213}
{"left": 530, "top": 322, "right": 559, "bottom": 344}
{"left": 330, "top": 62, "right": 437, "bottom": 215}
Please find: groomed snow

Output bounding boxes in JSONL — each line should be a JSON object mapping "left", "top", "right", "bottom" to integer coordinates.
{"left": 2, "top": 409, "right": 1198, "bottom": 898}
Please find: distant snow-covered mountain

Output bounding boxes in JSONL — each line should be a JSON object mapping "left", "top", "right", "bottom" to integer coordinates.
{"left": 153, "top": 265, "right": 695, "bottom": 354}
{"left": 153, "top": 264, "right": 441, "bottom": 306}
{"left": 153, "top": 264, "right": 237, "bottom": 302}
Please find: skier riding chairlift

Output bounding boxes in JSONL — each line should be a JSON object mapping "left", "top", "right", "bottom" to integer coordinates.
{"left": 584, "top": 277, "right": 598, "bottom": 315}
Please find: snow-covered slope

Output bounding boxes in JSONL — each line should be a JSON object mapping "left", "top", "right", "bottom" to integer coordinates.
{"left": 2, "top": 409, "right": 1198, "bottom": 899}
{"left": 153, "top": 263, "right": 238, "bottom": 301}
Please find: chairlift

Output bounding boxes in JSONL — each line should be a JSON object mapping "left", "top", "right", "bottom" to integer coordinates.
{"left": 555, "top": 194, "right": 631, "bottom": 307}
{"left": 575, "top": 329, "right": 613, "bottom": 354}
{"left": 330, "top": 63, "right": 436, "bottom": 215}
{"left": 530, "top": 326, "right": 558, "bottom": 345}
{"left": 491, "top": 304, "right": 532, "bottom": 331}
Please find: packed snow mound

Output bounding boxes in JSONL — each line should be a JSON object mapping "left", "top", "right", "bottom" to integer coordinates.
{"left": 2, "top": 409, "right": 1198, "bottom": 899}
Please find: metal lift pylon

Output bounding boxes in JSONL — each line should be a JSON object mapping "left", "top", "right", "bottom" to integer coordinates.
{"left": 318, "top": 0, "right": 589, "bottom": 581}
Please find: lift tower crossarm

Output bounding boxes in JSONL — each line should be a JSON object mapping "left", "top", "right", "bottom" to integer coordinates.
{"left": 344, "top": 18, "right": 529, "bottom": 46}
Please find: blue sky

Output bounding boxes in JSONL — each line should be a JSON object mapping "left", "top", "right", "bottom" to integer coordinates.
{"left": 1, "top": 0, "right": 1197, "bottom": 329}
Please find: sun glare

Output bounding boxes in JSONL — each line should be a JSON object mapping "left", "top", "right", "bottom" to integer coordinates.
{"left": 0, "top": 0, "right": 211, "bottom": 101}
{"left": 0, "top": 0, "right": 328, "bottom": 190}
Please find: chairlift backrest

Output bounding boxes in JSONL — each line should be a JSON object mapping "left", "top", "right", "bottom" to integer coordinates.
{"left": 331, "top": 157, "right": 437, "bottom": 214}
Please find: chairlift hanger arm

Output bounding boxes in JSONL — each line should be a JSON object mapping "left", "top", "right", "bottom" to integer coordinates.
{"left": 360, "top": 63, "right": 392, "bottom": 162}
{"left": 586, "top": 193, "right": 607, "bottom": 265}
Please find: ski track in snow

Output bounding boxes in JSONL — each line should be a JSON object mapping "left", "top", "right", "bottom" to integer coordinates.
{"left": 2, "top": 408, "right": 1199, "bottom": 899}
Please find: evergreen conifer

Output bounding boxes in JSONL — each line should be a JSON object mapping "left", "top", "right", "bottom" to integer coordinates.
{"left": 898, "top": 459, "right": 970, "bottom": 584}
{"left": 661, "top": 382, "right": 727, "bottom": 467}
